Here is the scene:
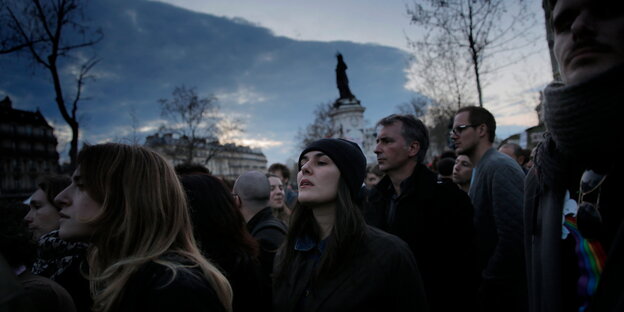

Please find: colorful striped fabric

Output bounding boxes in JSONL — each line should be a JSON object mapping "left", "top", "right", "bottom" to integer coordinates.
{"left": 563, "top": 215, "right": 607, "bottom": 311}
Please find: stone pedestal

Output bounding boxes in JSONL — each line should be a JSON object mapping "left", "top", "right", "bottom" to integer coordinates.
{"left": 330, "top": 98, "right": 366, "bottom": 150}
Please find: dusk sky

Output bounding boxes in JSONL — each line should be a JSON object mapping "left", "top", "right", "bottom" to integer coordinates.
{"left": 1, "top": 0, "right": 552, "bottom": 165}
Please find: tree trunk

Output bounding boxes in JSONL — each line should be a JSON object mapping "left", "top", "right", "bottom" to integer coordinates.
{"left": 70, "top": 122, "right": 79, "bottom": 169}
{"left": 50, "top": 60, "right": 80, "bottom": 168}
{"left": 473, "top": 58, "right": 484, "bottom": 107}
{"left": 542, "top": 0, "right": 560, "bottom": 81}
{"left": 467, "top": 3, "right": 484, "bottom": 107}
{"left": 185, "top": 140, "right": 194, "bottom": 164}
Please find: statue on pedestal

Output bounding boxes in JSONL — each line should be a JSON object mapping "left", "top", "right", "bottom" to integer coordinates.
{"left": 334, "top": 53, "right": 359, "bottom": 107}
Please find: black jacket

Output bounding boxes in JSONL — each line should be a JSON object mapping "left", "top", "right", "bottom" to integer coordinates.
{"left": 247, "top": 207, "right": 287, "bottom": 278}
{"left": 273, "top": 226, "right": 428, "bottom": 312}
{"left": 117, "top": 256, "right": 226, "bottom": 312}
{"left": 364, "top": 164, "right": 479, "bottom": 312}
{"left": 209, "top": 250, "right": 269, "bottom": 312}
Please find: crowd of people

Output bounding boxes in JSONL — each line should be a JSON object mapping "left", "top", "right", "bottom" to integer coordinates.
{"left": 1, "top": 0, "right": 622, "bottom": 311}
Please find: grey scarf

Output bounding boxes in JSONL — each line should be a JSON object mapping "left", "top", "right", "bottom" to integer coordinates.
{"left": 536, "top": 64, "right": 622, "bottom": 189}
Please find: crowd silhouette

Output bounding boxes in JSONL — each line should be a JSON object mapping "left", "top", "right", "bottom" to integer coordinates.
{"left": 2, "top": 0, "right": 623, "bottom": 311}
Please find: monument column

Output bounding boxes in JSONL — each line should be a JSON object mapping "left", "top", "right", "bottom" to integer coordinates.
{"left": 330, "top": 99, "right": 365, "bottom": 147}
{"left": 329, "top": 53, "right": 377, "bottom": 164}
{"left": 331, "top": 53, "right": 365, "bottom": 147}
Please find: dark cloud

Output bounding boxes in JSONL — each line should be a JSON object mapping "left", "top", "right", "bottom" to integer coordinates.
{"left": 0, "top": 0, "right": 414, "bottom": 163}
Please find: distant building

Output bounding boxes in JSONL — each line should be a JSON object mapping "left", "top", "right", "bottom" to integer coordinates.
{"left": 501, "top": 96, "right": 546, "bottom": 150}
{"left": 145, "top": 133, "right": 267, "bottom": 181}
{"left": 0, "top": 96, "right": 60, "bottom": 199}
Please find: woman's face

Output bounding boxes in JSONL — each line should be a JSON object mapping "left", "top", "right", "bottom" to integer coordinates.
{"left": 297, "top": 151, "right": 340, "bottom": 207}
{"left": 268, "top": 176, "right": 285, "bottom": 208}
{"left": 54, "top": 167, "right": 102, "bottom": 241}
{"left": 24, "top": 188, "right": 61, "bottom": 240}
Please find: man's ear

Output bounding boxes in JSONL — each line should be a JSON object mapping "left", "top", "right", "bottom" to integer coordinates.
{"left": 407, "top": 141, "right": 420, "bottom": 158}
{"left": 233, "top": 194, "right": 242, "bottom": 209}
{"left": 476, "top": 124, "right": 488, "bottom": 139}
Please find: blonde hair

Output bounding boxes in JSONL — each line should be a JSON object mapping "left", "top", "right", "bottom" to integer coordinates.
{"left": 77, "top": 143, "right": 232, "bottom": 312}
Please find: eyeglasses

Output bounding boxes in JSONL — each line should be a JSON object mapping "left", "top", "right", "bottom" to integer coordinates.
{"left": 576, "top": 170, "right": 608, "bottom": 240}
{"left": 450, "top": 124, "right": 478, "bottom": 136}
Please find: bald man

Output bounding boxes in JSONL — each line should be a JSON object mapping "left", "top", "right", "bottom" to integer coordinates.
{"left": 498, "top": 143, "right": 528, "bottom": 174}
{"left": 233, "top": 171, "right": 287, "bottom": 277}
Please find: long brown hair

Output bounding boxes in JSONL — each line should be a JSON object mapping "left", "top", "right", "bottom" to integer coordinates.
{"left": 77, "top": 143, "right": 232, "bottom": 312}
{"left": 274, "top": 177, "right": 366, "bottom": 283}
{"left": 180, "top": 174, "right": 259, "bottom": 262}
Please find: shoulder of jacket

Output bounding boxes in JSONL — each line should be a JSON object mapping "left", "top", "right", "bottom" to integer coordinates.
{"left": 251, "top": 218, "right": 287, "bottom": 236}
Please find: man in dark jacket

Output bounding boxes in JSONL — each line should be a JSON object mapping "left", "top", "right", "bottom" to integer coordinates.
{"left": 234, "top": 171, "right": 287, "bottom": 278}
{"left": 364, "top": 114, "right": 478, "bottom": 312}
{"left": 525, "top": 1, "right": 624, "bottom": 311}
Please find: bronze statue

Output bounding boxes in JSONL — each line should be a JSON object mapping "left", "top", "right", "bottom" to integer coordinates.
{"left": 335, "top": 53, "right": 356, "bottom": 104}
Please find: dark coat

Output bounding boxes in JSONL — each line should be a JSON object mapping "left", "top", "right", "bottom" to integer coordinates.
{"left": 273, "top": 226, "right": 428, "bottom": 312}
{"left": 364, "top": 163, "right": 479, "bottom": 312}
{"left": 210, "top": 251, "right": 268, "bottom": 312}
{"left": 525, "top": 165, "right": 624, "bottom": 312}
{"left": 31, "top": 231, "right": 90, "bottom": 312}
{"left": 18, "top": 271, "right": 77, "bottom": 312}
{"left": 247, "top": 207, "right": 287, "bottom": 252}
{"left": 246, "top": 207, "right": 287, "bottom": 311}
{"left": 52, "top": 257, "right": 90, "bottom": 312}
{"left": 247, "top": 207, "right": 287, "bottom": 278}
{"left": 117, "top": 256, "right": 227, "bottom": 312}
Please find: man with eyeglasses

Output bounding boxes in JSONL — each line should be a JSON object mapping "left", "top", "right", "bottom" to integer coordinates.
{"left": 525, "top": 1, "right": 624, "bottom": 311}
{"left": 450, "top": 106, "right": 527, "bottom": 312}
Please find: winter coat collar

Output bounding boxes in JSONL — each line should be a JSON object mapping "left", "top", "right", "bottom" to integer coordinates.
{"left": 373, "top": 163, "right": 436, "bottom": 202}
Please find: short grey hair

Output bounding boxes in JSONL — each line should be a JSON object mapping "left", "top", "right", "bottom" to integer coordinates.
{"left": 376, "top": 114, "right": 429, "bottom": 164}
{"left": 233, "top": 171, "right": 270, "bottom": 206}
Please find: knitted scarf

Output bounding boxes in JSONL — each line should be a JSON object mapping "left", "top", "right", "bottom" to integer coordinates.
{"left": 536, "top": 64, "right": 623, "bottom": 189}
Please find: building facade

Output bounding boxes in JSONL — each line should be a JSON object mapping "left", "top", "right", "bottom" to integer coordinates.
{"left": 0, "top": 97, "right": 60, "bottom": 199}
{"left": 145, "top": 133, "right": 267, "bottom": 181}
{"left": 502, "top": 100, "right": 546, "bottom": 151}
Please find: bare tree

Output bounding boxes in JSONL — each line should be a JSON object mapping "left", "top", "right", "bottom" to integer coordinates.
{"left": 396, "top": 96, "right": 458, "bottom": 158}
{"left": 407, "top": 0, "right": 539, "bottom": 107}
{"left": 406, "top": 32, "right": 474, "bottom": 109}
{"left": 124, "top": 106, "right": 141, "bottom": 145}
{"left": 396, "top": 96, "right": 429, "bottom": 118}
{"left": 159, "top": 85, "right": 227, "bottom": 164}
{"left": 542, "top": 0, "right": 560, "bottom": 81}
{"left": 296, "top": 102, "right": 333, "bottom": 150}
{"left": 200, "top": 115, "right": 246, "bottom": 164}
{"left": 425, "top": 103, "right": 457, "bottom": 156}
{"left": 1, "top": 0, "right": 102, "bottom": 168}
{"left": 216, "top": 116, "right": 245, "bottom": 145}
